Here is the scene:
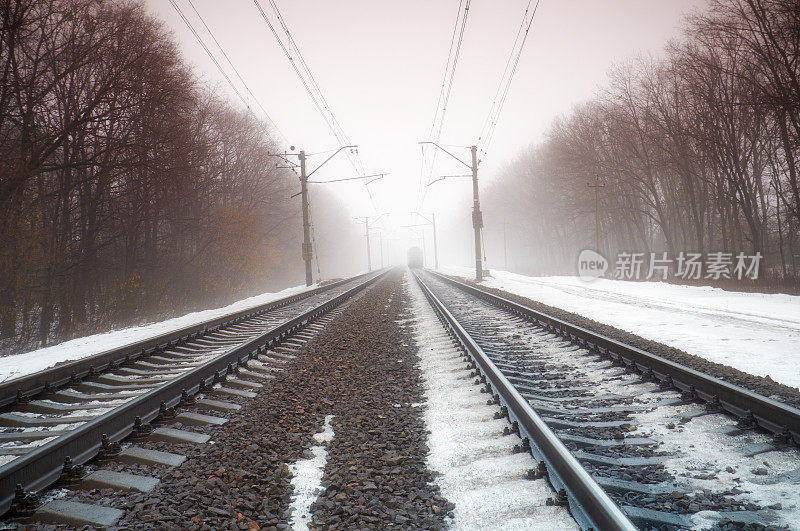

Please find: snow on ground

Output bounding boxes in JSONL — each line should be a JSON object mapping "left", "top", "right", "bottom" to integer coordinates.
{"left": 631, "top": 401, "right": 800, "bottom": 529}
{"left": 440, "top": 265, "right": 800, "bottom": 391}
{"left": 288, "top": 415, "right": 335, "bottom": 531}
{"left": 0, "top": 283, "right": 310, "bottom": 384}
{"left": 405, "top": 274, "right": 578, "bottom": 530}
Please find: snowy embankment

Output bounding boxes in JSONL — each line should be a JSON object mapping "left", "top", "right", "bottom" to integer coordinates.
{"left": 440, "top": 266, "right": 800, "bottom": 391}
{"left": 0, "top": 283, "right": 310, "bottom": 384}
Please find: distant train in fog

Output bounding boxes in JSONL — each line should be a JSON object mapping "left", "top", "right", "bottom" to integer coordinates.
{"left": 408, "top": 246, "right": 424, "bottom": 268}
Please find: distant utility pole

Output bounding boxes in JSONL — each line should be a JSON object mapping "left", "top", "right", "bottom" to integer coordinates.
{"left": 421, "top": 229, "right": 427, "bottom": 267}
{"left": 419, "top": 142, "right": 483, "bottom": 281}
{"left": 278, "top": 145, "right": 387, "bottom": 287}
{"left": 588, "top": 174, "right": 605, "bottom": 254}
{"left": 355, "top": 217, "right": 372, "bottom": 272}
{"left": 413, "top": 212, "right": 438, "bottom": 270}
{"left": 432, "top": 213, "right": 438, "bottom": 270}
{"left": 365, "top": 218, "right": 371, "bottom": 272}
{"left": 365, "top": 212, "right": 389, "bottom": 269}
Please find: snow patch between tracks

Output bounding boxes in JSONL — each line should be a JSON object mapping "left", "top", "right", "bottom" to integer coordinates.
{"left": 405, "top": 273, "right": 577, "bottom": 530}
{"left": 288, "top": 414, "right": 335, "bottom": 530}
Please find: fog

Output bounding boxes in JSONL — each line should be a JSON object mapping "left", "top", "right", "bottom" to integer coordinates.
{"left": 5, "top": 0, "right": 799, "bottom": 359}
{"left": 143, "top": 0, "right": 707, "bottom": 275}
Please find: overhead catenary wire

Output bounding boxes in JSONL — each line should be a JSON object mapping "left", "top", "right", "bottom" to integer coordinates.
{"left": 252, "top": 1, "right": 365, "bottom": 174}
{"left": 186, "top": 1, "right": 249, "bottom": 95}
{"left": 251, "top": 1, "right": 339, "bottom": 141}
{"left": 477, "top": 0, "right": 542, "bottom": 162}
{"left": 267, "top": 0, "right": 360, "bottom": 169}
{"left": 430, "top": 0, "right": 471, "bottom": 143}
{"left": 417, "top": 0, "right": 472, "bottom": 211}
{"left": 418, "top": 0, "right": 466, "bottom": 205}
{"left": 476, "top": 2, "right": 531, "bottom": 150}
{"left": 169, "top": 0, "right": 288, "bottom": 145}
{"left": 253, "top": 0, "right": 378, "bottom": 213}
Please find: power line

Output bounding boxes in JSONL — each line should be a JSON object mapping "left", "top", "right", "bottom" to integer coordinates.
{"left": 434, "top": 0, "right": 471, "bottom": 142}
{"left": 477, "top": 1, "right": 532, "bottom": 149}
{"left": 417, "top": 0, "right": 472, "bottom": 211}
{"left": 420, "top": 0, "right": 465, "bottom": 206}
{"left": 186, "top": 0, "right": 249, "bottom": 93}
{"left": 186, "top": 0, "right": 285, "bottom": 139}
{"left": 169, "top": 0, "right": 288, "bottom": 144}
{"left": 269, "top": 0, "right": 365, "bottom": 176}
{"left": 428, "top": 0, "right": 466, "bottom": 143}
{"left": 168, "top": 1, "right": 243, "bottom": 102}
{"left": 478, "top": 0, "right": 542, "bottom": 161}
{"left": 252, "top": 0, "right": 366, "bottom": 177}
{"left": 268, "top": 1, "right": 353, "bottom": 156}
{"left": 251, "top": 0, "right": 339, "bottom": 141}
{"left": 254, "top": 0, "right": 379, "bottom": 214}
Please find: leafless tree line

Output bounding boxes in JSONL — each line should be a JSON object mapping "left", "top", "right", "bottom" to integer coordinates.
{"left": 486, "top": 0, "right": 800, "bottom": 286}
{"left": 0, "top": 0, "right": 357, "bottom": 350}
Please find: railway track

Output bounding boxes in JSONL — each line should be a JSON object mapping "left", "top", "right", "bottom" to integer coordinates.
{"left": 0, "top": 271, "right": 386, "bottom": 520}
{"left": 414, "top": 269, "right": 800, "bottom": 530}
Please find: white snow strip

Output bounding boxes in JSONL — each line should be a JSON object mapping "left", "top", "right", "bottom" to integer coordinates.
{"left": 441, "top": 265, "right": 800, "bottom": 391}
{"left": 405, "top": 273, "right": 578, "bottom": 530}
{"left": 0, "top": 283, "right": 311, "bottom": 383}
{"left": 288, "top": 414, "right": 335, "bottom": 530}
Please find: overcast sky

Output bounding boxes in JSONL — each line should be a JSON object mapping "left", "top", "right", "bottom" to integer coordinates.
{"left": 144, "top": 0, "right": 707, "bottom": 264}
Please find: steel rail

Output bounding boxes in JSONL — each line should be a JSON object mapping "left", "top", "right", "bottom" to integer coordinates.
{"left": 0, "top": 270, "right": 388, "bottom": 515}
{"left": 0, "top": 274, "right": 370, "bottom": 409}
{"left": 428, "top": 270, "right": 800, "bottom": 446}
{"left": 413, "top": 271, "right": 636, "bottom": 531}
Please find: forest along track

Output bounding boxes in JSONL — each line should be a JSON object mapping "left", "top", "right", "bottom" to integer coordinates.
{"left": 0, "top": 270, "right": 386, "bottom": 519}
{"left": 414, "top": 270, "right": 800, "bottom": 530}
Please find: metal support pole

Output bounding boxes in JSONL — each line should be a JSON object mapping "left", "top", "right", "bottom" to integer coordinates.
{"left": 380, "top": 232, "right": 384, "bottom": 268}
{"left": 471, "top": 145, "right": 483, "bottom": 281}
{"left": 417, "top": 140, "right": 481, "bottom": 279}
{"left": 595, "top": 186, "right": 600, "bottom": 253}
{"left": 588, "top": 175, "right": 605, "bottom": 254}
{"left": 432, "top": 213, "right": 439, "bottom": 270}
{"left": 422, "top": 230, "right": 427, "bottom": 268}
{"left": 299, "top": 151, "right": 313, "bottom": 286}
{"left": 365, "top": 218, "right": 372, "bottom": 272}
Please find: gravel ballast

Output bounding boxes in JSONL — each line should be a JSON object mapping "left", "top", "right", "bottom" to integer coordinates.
{"left": 15, "top": 270, "right": 453, "bottom": 530}
{"left": 305, "top": 270, "right": 451, "bottom": 529}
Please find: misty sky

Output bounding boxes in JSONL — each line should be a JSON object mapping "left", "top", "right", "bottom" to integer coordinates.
{"left": 144, "top": 0, "right": 707, "bottom": 265}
